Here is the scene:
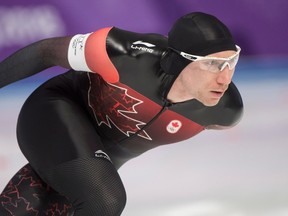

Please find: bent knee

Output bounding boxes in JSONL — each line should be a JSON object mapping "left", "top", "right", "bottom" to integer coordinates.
{"left": 75, "top": 187, "right": 127, "bottom": 215}
{"left": 42, "top": 157, "right": 127, "bottom": 215}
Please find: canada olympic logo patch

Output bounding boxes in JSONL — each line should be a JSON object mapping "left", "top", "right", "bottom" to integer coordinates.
{"left": 166, "top": 120, "right": 182, "bottom": 134}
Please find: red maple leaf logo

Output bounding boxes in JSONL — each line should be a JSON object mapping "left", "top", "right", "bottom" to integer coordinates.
{"left": 172, "top": 121, "right": 180, "bottom": 128}
{"left": 88, "top": 73, "right": 151, "bottom": 140}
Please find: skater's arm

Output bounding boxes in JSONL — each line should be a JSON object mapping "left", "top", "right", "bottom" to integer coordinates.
{"left": 0, "top": 36, "right": 72, "bottom": 88}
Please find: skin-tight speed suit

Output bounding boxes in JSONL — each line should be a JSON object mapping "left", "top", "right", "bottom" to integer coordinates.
{"left": 0, "top": 27, "right": 243, "bottom": 215}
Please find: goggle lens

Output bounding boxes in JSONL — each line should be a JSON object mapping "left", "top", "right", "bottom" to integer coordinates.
{"left": 197, "top": 53, "right": 240, "bottom": 73}
{"left": 172, "top": 45, "right": 241, "bottom": 73}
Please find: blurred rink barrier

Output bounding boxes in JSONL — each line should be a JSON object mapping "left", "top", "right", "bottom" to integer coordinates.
{"left": 1, "top": 1, "right": 288, "bottom": 216}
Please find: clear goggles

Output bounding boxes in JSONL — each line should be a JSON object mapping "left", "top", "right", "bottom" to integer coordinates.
{"left": 172, "top": 45, "right": 241, "bottom": 73}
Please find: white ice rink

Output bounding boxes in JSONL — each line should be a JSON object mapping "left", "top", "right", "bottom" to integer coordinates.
{"left": 1, "top": 59, "right": 288, "bottom": 215}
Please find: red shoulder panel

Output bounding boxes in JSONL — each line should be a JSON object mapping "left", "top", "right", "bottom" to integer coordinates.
{"left": 85, "top": 27, "right": 119, "bottom": 83}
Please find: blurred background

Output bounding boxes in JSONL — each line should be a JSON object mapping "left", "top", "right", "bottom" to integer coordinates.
{"left": 1, "top": 0, "right": 288, "bottom": 215}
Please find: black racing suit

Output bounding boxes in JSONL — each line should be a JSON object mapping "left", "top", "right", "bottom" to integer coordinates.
{"left": 0, "top": 27, "right": 243, "bottom": 216}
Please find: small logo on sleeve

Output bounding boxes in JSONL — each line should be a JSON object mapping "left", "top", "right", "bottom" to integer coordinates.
{"left": 71, "top": 34, "right": 86, "bottom": 55}
{"left": 166, "top": 120, "right": 182, "bottom": 134}
{"left": 95, "top": 150, "right": 112, "bottom": 162}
